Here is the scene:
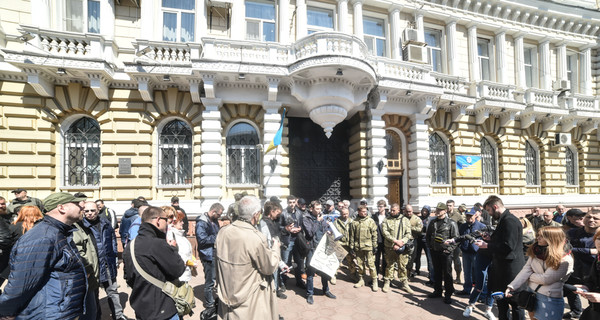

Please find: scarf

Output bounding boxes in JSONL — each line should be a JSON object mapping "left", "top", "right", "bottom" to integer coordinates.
{"left": 532, "top": 243, "right": 548, "bottom": 260}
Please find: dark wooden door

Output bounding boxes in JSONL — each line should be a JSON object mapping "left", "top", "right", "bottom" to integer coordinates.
{"left": 288, "top": 117, "right": 350, "bottom": 203}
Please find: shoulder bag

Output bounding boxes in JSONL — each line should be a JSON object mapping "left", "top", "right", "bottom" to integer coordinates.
{"left": 129, "top": 238, "right": 196, "bottom": 316}
{"left": 516, "top": 284, "right": 542, "bottom": 312}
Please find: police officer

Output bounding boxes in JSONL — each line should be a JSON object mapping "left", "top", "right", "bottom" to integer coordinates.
{"left": 426, "top": 202, "right": 459, "bottom": 304}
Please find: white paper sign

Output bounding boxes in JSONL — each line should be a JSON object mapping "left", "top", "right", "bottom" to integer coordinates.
{"left": 309, "top": 235, "right": 340, "bottom": 278}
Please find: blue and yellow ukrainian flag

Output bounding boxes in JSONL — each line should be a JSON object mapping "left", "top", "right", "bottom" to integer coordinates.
{"left": 265, "top": 108, "right": 286, "bottom": 154}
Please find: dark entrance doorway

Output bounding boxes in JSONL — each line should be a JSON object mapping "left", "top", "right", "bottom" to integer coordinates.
{"left": 288, "top": 117, "right": 350, "bottom": 203}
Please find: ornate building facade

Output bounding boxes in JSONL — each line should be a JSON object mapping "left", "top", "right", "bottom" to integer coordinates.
{"left": 1, "top": 0, "right": 600, "bottom": 213}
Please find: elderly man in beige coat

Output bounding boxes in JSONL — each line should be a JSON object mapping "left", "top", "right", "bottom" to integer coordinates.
{"left": 215, "top": 195, "right": 282, "bottom": 320}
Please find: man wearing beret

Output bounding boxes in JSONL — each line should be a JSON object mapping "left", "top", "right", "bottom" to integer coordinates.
{"left": 0, "top": 192, "right": 87, "bottom": 319}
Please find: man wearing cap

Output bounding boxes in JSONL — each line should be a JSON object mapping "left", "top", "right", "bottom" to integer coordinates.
{"left": 171, "top": 196, "right": 189, "bottom": 235}
{"left": 563, "top": 208, "right": 585, "bottom": 233}
{"left": 7, "top": 189, "right": 44, "bottom": 217}
{"left": 323, "top": 199, "right": 340, "bottom": 221}
{"left": 426, "top": 202, "right": 459, "bottom": 304}
{"left": 0, "top": 192, "right": 87, "bottom": 319}
{"left": 454, "top": 208, "right": 486, "bottom": 296}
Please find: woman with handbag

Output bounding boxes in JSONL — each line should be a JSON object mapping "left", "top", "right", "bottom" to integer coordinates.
{"left": 505, "top": 226, "right": 574, "bottom": 320}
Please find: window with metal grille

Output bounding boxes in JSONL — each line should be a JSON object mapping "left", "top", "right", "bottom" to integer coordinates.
{"left": 429, "top": 132, "right": 449, "bottom": 184}
{"left": 159, "top": 120, "right": 193, "bottom": 185}
{"left": 481, "top": 137, "right": 497, "bottom": 185}
{"left": 566, "top": 147, "right": 577, "bottom": 185}
{"left": 65, "top": 117, "right": 100, "bottom": 186}
{"left": 525, "top": 140, "right": 539, "bottom": 186}
{"left": 227, "top": 122, "right": 260, "bottom": 184}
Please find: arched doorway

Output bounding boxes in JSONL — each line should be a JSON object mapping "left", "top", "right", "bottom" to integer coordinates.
{"left": 385, "top": 129, "right": 405, "bottom": 206}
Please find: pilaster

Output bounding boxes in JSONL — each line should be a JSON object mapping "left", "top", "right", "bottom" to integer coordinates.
{"left": 582, "top": 48, "right": 592, "bottom": 95}
{"left": 337, "top": 0, "right": 349, "bottom": 34}
{"left": 539, "top": 41, "right": 551, "bottom": 90}
{"left": 279, "top": 0, "right": 289, "bottom": 44}
{"left": 445, "top": 21, "right": 457, "bottom": 75}
{"left": 200, "top": 98, "right": 224, "bottom": 210}
{"left": 467, "top": 25, "right": 479, "bottom": 82}
{"left": 415, "top": 13, "right": 424, "bottom": 43}
{"left": 100, "top": 0, "right": 115, "bottom": 39}
{"left": 514, "top": 36, "right": 526, "bottom": 88}
{"left": 495, "top": 31, "right": 506, "bottom": 83}
{"left": 389, "top": 7, "right": 402, "bottom": 60}
{"left": 231, "top": 0, "right": 245, "bottom": 40}
{"left": 297, "top": 0, "right": 308, "bottom": 38}
{"left": 408, "top": 114, "right": 431, "bottom": 209}
{"left": 557, "top": 44, "right": 567, "bottom": 81}
{"left": 366, "top": 109, "right": 388, "bottom": 204}
{"left": 352, "top": 0, "right": 363, "bottom": 40}
{"left": 262, "top": 102, "right": 285, "bottom": 199}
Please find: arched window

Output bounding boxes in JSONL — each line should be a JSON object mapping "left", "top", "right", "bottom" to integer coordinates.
{"left": 481, "top": 137, "right": 497, "bottom": 185}
{"left": 227, "top": 122, "right": 260, "bottom": 184}
{"left": 566, "top": 147, "right": 577, "bottom": 185}
{"left": 65, "top": 117, "right": 100, "bottom": 186}
{"left": 159, "top": 120, "right": 192, "bottom": 185}
{"left": 525, "top": 140, "right": 539, "bottom": 185}
{"left": 429, "top": 132, "right": 449, "bottom": 184}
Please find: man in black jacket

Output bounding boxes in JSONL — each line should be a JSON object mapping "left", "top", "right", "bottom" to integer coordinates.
{"left": 123, "top": 206, "right": 186, "bottom": 320}
{"left": 476, "top": 195, "right": 525, "bottom": 320}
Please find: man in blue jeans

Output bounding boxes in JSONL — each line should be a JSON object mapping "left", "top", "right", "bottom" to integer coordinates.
{"left": 455, "top": 208, "right": 486, "bottom": 296}
{"left": 196, "top": 202, "right": 224, "bottom": 308}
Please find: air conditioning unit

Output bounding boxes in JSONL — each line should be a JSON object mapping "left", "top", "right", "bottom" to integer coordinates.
{"left": 403, "top": 28, "right": 419, "bottom": 44}
{"left": 403, "top": 44, "right": 428, "bottom": 64}
{"left": 555, "top": 132, "right": 572, "bottom": 146}
{"left": 552, "top": 79, "right": 571, "bottom": 91}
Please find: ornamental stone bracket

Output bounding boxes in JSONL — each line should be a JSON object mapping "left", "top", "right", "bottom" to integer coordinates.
{"left": 22, "top": 68, "right": 54, "bottom": 97}
{"left": 449, "top": 105, "right": 467, "bottom": 122}
{"left": 475, "top": 107, "right": 492, "bottom": 125}
{"left": 541, "top": 115, "right": 559, "bottom": 131}
{"left": 87, "top": 73, "right": 109, "bottom": 100}
{"left": 499, "top": 111, "right": 516, "bottom": 127}
{"left": 580, "top": 120, "right": 598, "bottom": 135}
{"left": 134, "top": 76, "right": 154, "bottom": 102}
{"left": 189, "top": 78, "right": 202, "bottom": 103}
{"left": 201, "top": 73, "right": 216, "bottom": 99}
{"left": 267, "top": 77, "right": 280, "bottom": 102}
{"left": 519, "top": 112, "right": 536, "bottom": 130}
{"left": 560, "top": 117, "right": 579, "bottom": 133}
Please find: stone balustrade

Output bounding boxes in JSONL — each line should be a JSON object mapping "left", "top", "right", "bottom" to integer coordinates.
{"left": 476, "top": 81, "right": 515, "bottom": 100}
{"left": 524, "top": 88, "right": 557, "bottom": 108}
{"left": 135, "top": 40, "right": 201, "bottom": 63}
{"left": 292, "top": 31, "right": 369, "bottom": 61}
{"left": 432, "top": 73, "right": 470, "bottom": 95}
{"left": 202, "top": 37, "right": 289, "bottom": 64}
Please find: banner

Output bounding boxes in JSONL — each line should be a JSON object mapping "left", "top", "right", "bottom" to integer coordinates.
{"left": 308, "top": 234, "right": 347, "bottom": 278}
{"left": 456, "top": 155, "right": 482, "bottom": 178}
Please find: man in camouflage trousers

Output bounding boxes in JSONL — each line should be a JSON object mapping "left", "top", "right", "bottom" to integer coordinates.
{"left": 349, "top": 205, "right": 378, "bottom": 291}
{"left": 334, "top": 207, "right": 357, "bottom": 279}
{"left": 382, "top": 203, "right": 415, "bottom": 294}
{"left": 404, "top": 204, "right": 423, "bottom": 278}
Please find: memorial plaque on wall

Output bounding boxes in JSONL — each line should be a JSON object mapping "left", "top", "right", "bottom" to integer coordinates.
{"left": 118, "top": 158, "right": 132, "bottom": 175}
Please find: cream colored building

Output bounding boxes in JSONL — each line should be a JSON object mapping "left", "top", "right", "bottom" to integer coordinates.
{"left": 1, "top": 0, "right": 600, "bottom": 214}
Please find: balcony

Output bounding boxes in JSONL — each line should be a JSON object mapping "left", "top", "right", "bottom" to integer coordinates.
{"left": 292, "top": 32, "right": 369, "bottom": 62}
{"left": 134, "top": 40, "right": 202, "bottom": 64}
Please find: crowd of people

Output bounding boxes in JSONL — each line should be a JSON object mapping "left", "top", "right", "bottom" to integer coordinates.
{"left": 0, "top": 189, "right": 599, "bottom": 320}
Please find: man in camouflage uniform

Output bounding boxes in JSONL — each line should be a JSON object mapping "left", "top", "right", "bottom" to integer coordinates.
{"left": 404, "top": 204, "right": 423, "bottom": 278}
{"left": 446, "top": 200, "right": 465, "bottom": 284}
{"left": 382, "top": 203, "right": 414, "bottom": 294}
{"left": 334, "top": 207, "right": 356, "bottom": 279}
{"left": 349, "top": 205, "right": 378, "bottom": 291}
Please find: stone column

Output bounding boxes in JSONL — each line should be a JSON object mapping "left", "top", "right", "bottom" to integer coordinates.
{"left": 262, "top": 102, "right": 285, "bottom": 199}
{"left": 279, "top": 0, "right": 289, "bottom": 43}
{"left": 415, "top": 13, "right": 424, "bottom": 42}
{"left": 367, "top": 109, "right": 388, "bottom": 203}
{"left": 296, "top": 0, "right": 307, "bottom": 38}
{"left": 231, "top": 0, "right": 245, "bottom": 40}
{"left": 408, "top": 113, "right": 431, "bottom": 209}
{"left": 389, "top": 6, "right": 402, "bottom": 60}
{"left": 581, "top": 47, "right": 592, "bottom": 95}
{"left": 197, "top": 0, "right": 207, "bottom": 39}
{"left": 352, "top": 0, "right": 363, "bottom": 40}
{"left": 514, "top": 36, "right": 526, "bottom": 88}
{"left": 495, "top": 31, "right": 506, "bottom": 83}
{"left": 556, "top": 44, "right": 567, "bottom": 81}
{"left": 539, "top": 40, "right": 551, "bottom": 90}
{"left": 200, "top": 98, "right": 223, "bottom": 210}
{"left": 337, "top": 0, "right": 349, "bottom": 33}
{"left": 467, "top": 25, "right": 479, "bottom": 82}
{"left": 445, "top": 20, "right": 457, "bottom": 75}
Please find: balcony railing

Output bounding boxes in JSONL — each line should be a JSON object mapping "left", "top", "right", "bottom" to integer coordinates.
{"left": 476, "top": 81, "right": 516, "bottom": 100}
{"left": 134, "top": 40, "right": 201, "bottom": 63}
{"left": 292, "top": 32, "right": 369, "bottom": 61}
{"left": 524, "top": 88, "right": 557, "bottom": 108}
{"left": 202, "top": 37, "right": 289, "bottom": 64}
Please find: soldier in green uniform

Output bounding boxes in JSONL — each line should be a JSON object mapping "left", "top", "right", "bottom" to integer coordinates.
{"left": 382, "top": 203, "right": 414, "bottom": 294}
{"left": 334, "top": 207, "right": 357, "bottom": 279}
{"left": 349, "top": 205, "right": 378, "bottom": 291}
{"left": 404, "top": 204, "right": 423, "bottom": 278}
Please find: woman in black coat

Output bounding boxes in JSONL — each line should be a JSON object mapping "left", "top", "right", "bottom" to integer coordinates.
{"left": 576, "top": 229, "right": 600, "bottom": 320}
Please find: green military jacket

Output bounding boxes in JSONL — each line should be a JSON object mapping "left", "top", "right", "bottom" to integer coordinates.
{"left": 334, "top": 217, "right": 353, "bottom": 247}
{"left": 407, "top": 214, "right": 423, "bottom": 240}
{"left": 73, "top": 221, "right": 100, "bottom": 291}
{"left": 382, "top": 215, "right": 412, "bottom": 248}
{"left": 349, "top": 215, "right": 377, "bottom": 251}
{"left": 7, "top": 196, "right": 44, "bottom": 216}
{"left": 448, "top": 209, "right": 466, "bottom": 225}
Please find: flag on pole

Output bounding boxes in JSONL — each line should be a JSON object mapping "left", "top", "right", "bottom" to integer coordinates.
{"left": 265, "top": 108, "right": 286, "bottom": 154}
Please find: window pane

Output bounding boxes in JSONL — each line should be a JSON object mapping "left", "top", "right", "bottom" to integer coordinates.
{"left": 87, "top": 0, "right": 100, "bottom": 33}
{"left": 160, "top": 120, "right": 192, "bottom": 185}
{"left": 524, "top": 48, "right": 532, "bottom": 65}
{"left": 307, "top": 7, "right": 333, "bottom": 29}
{"left": 263, "top": 22, "right": 276, "bottom": 42}
{"left": 376, "top": 38, "right": 386, "bottom": 57}
{"left": 477, "top": 39, "right": 489, "bottom": 57}
{"left": 162, "top": 0, "right": 194, "bottom": 10}
{"left": 429, "top": 133, "right": 448, "bottom": 184}
{"left": 363, "top": 17, "right": 384, "bottom": 37}
{"left": 525, "top": 65, "right": 533, "bottom": 87}
{"left": 431, "top": 48, "right": 442, "bottom": 72}
{"left": 246, "top": 1, "right": 275, "bottom": 20}
{"left": 481, "top": 59, "right": 490, "bottom": 81}
{"left": 481, "top": 138, "right": 497, "bottom": 185}
{"left": 246, "top": 20, "right": 260, "bottom": 40}
{"left": 364, "top": 36, "right": 374, "bottom": 54}
{"left": 424, "top": 29, "right": 441, "bottom": 48}
{"left": 227, "top": 123, "right": 260, "bottom": 185}
{"left": 566, "top": 148, "right": 576, "bottom": 185}
{"left": 163, "top": 12, "right": 177, "bottom": 41}
{"left": 525, "top": 141, "right": 538, "bottom": 185}
{"left": 65, "top": 118, "right": 100, "bottom": 186}
{"left": 66, "top": 0, "right": 84, "bottom": 33}
{"left": 181, "top": 12, "right": 195, "bottom": 42}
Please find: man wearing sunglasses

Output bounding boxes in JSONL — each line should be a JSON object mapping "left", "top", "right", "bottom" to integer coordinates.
{"left": 0, "top": 192, "right": 87, "bottom": 319}
{"left": 123, "top": 206, "right": 185, "bottom": 320}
